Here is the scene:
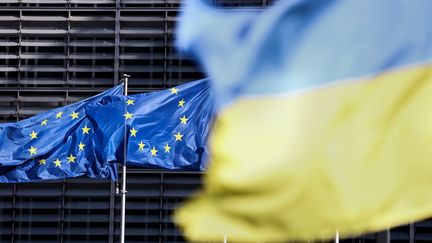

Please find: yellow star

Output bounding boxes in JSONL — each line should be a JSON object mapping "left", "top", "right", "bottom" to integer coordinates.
{"left": 38, "top": 159, "right": 46, "bottom": 165}
{"left": 126, "top": 99, "right": 134, "bottom": 105}
{"left": 150, "top": 147, "right": 158, "bottom": 156}
{"left": 40, "top": 119, "right": 48, "bottom": 126}
{"left": 124, "top": 111, "right": 133, "bottom": 120}
{"left": 29, "top": 130, "right": 38, "bottom": 140}
{"left": 164, "top": 144, "right": 171, "bottom": 153}
{"left": 170, "top": 87, "right": 178, "bottom": 95}
{"left": 28, "top": 146, "right": 37, "bottom": 155}
{"left": 78, "top": 142, "right": 85, "bottom": 151}
{"left": 67, "top": 154, "right": 76, "bottom": 163}
{"left": 174, "top": 132, "right": 183, "bottom": 141}
{"left": 130, "top": 127, "right": 138, "bottom": 137}
{"left": 54, "top": 158, "right": 61, "bottom": 167}
{"left": 70, "top": 111, "right": 79, "bottom": 120}
{"left": 179, "top": 115, "right": 188, "bottom": 125}
{"left": 82, "top": 125, "right": 91, "bottom": 134}
{"left": 56, "top": 111, "right": 63, "bottom": 119}
{"left": 178, "top": 99, "right": 185, "bottom": 107}
{"left": 138, "top": 141, "right": 145, "bottom": 150}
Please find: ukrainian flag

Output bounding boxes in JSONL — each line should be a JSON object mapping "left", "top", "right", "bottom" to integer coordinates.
{"left": 175, "top": 0, "right": 432, "bottom": 242}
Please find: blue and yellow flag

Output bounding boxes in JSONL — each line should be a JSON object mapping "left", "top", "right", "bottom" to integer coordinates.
{"left": 0, "top": 86, "right": 124, "bottom": 183}
{"left": 175, "top": 0, "right": 432, "bottom": 242}
{"left": 125, "top": 78, "right": 215, "bottom": 171}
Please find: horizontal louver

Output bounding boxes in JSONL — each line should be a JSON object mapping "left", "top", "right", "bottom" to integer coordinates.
{"left": 0, "top": 172, "right": 204, "bottom": 242}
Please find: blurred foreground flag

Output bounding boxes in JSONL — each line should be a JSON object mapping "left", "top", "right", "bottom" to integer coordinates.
{"left": 0, "top": 86, "right": 124, "bottom": 183}
{"left": 175, "top": 0, "right": 432, "bottom": 242}
{"left": 125, "top": 79, "right": 215, "bottom": 171}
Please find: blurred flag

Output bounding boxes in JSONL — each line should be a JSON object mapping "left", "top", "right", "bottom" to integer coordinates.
{"left": 0, "top": 86, "right": 124, "bottom": 183}
{"left": 125, "top": 78, "right": 215, "bottom": 171}
{"left": 175, "top": 0, "right": 432, "bottom": 242}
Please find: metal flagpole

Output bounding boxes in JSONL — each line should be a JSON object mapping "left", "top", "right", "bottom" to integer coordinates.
{"left": 120, "top": 74, "right": 130, "bottom": 243}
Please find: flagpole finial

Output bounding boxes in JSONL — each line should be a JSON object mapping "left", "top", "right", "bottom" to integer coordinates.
{"left": 121, "top": 74, "right": 130, "bottom": 96}
{"left": 120, "top": 74, "right": 131, "bottom": 86}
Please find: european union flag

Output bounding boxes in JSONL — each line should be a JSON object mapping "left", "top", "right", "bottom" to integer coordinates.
{"left": 0, "top": 79, "right": 216, "bottom": 182}
{"left": 125, "top": 78, "right": 215, "bottom": 171}
{"left": 0, "top": 85, "right": 124, "bottom": 183}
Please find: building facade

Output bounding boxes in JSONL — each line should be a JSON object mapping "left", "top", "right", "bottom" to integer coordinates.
{"left": 0, "top": 0, "right": 430, "bottom": 242}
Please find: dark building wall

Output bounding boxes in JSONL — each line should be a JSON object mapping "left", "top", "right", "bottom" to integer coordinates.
{"left": 0, "top": 0, "right": 429, "bottom": 242}
{"left": 0, "top": 171, "right": 204, "bottom": 242}
{"left": 0, "top": 1, "right": 205, "bottom": 124}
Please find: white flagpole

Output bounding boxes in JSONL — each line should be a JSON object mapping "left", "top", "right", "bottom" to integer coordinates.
{"left": 120, "top": 74, "right": 130, "bottom": 243}
{"left": 224, "top": 234, "right": 227, "bottom": 243}
{"left": 335, "top": 230, "right": 339, "bottom": 243}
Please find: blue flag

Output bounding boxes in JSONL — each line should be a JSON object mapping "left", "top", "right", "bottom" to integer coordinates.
{"left": 0, "top": 79, "right": 216, "bottom": 182}
{"left": 0, "top": 85, "right": 124, "bottom": 183}
{"left": 177, "top": 0, "right": 432, "bottom": 106}
{"left": 125, "top": 79, "right": 215, "bottom": 171}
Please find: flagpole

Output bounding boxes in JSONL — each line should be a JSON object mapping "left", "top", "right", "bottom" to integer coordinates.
{"left": 120, "top": 74, "right": 130, "bottom": 243}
